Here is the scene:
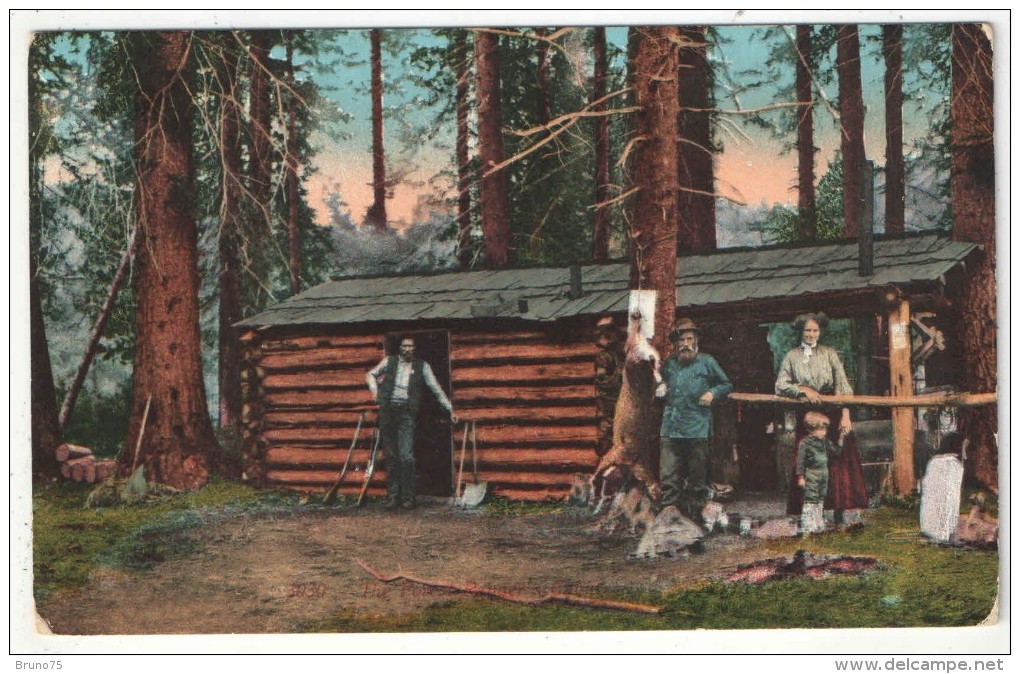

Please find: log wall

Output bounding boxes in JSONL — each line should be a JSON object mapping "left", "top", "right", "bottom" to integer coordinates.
{"left": 239, "top": 323, "right": 601, "bottom": 500}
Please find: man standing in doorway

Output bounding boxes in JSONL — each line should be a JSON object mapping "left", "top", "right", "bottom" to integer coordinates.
{"left": 656, "top": 318, "right": 733, "bottom": 522}
{"left": 367, "top": 336, "right": 457, "bottom": 510}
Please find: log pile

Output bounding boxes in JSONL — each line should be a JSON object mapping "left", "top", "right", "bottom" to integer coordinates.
{"left": 55, "top": 443, "right": 117, "bottom": 484}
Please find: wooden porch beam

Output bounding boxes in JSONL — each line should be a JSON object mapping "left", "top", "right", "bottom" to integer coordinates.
{"left": 888, "top": 298, "right": 915, "bottom": 495}
{"left": 728, "top": 391, "right": 996, "bottom": 408}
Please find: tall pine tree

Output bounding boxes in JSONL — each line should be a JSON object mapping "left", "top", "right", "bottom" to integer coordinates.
{"left": 950, "top": 23, "right": 997, "bottom": 489}
{"left": 119, "top": 32, "right": 223, "bottom": 490}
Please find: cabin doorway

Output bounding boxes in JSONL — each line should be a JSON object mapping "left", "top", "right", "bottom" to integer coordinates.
{"left": 384, "top": 330, "right": 453, "bottom": 496}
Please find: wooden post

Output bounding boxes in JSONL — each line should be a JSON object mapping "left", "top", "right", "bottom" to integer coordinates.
{"left": 888, "top": 299, "right": 915, "bottom": 494}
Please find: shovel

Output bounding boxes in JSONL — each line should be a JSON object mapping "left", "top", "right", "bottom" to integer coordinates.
{"left": 454, "top": 420, "right": 487, "bottom": 508}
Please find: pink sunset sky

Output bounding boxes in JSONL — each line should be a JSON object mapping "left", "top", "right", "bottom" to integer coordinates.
{"left": 306, "top": 113, "right": 891, "bottom": 227}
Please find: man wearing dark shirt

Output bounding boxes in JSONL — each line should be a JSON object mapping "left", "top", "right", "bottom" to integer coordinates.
{"left": 367, "top": 336, "right": 456, "bottom": 510}
{"left": 656, "top": 318, "right": 733, "bottom": 521}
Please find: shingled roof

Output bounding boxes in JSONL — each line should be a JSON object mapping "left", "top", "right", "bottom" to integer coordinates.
{"left": 238, "top": 233, "right": 977, "bottom": 327}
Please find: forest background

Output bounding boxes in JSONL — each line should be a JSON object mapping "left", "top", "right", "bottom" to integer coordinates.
{"left": 20, "top": 10, "right": 991, "bottom": 458}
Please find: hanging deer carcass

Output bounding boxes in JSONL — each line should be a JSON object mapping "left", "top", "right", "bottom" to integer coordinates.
{"left": 590, "top": 311, "right": 664, "bottom": 521}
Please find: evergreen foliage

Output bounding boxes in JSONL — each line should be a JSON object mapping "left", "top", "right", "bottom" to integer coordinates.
{"left": 27, "top": 24, "right": 959, "bottom": 456}
{"left": 759, "top": 158, "right": 846, "bottom": 243}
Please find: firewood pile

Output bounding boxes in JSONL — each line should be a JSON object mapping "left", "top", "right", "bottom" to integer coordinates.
{"left": 55, "top": 443, "right": 117, "bottom": 484}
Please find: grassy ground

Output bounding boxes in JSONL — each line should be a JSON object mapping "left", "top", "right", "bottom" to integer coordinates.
{"left": 32, "top": 478, "right": 308, "bottom": 601}
{"left": 301, "top": 506, "right": 999, "bottom": 632}
{"left": 33, "top": 481, "right": 998, "bottom": 632}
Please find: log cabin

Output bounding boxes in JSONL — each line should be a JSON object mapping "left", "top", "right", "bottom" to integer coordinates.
{"left": 236, "top": 232, "right": 979, "bottom": 500}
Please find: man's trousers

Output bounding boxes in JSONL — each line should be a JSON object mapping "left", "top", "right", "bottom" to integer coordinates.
{"left": 379, "top": 403, "right": 416, "bottom": 503}
{"left": 660, "top": 437, "right": 711, "bottom": 521}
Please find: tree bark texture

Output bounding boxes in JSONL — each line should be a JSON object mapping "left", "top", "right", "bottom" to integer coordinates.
{"left": 366, "top": 29, "right": 388, "bottom": 231}
{"left": 796, "top": 25, "right": 818, "bottom": 240}
{"left": 455, "top": 32, "right": 473, "bottom": 267}
{"left": 837, "top": 25, "right": 866, "bottom": 238}
{"left": 120, "top": 31, "right": 221, "bottom": 490}
{"left": 951, "top": 23, "right": 997, "bottom": 489}
{"left": 592, "top": 26, "right": 611, "bottom": 262}
{"left": 676, "top": 25, "right": 716, "bottom": 254}
{"left": 883, "top": 24, "right": 905, "bottom": 235}
{"left": 285, "top": 35, "right": 302, "bottom": 293}
{"left": 30, "top": 256, "right": 62, "bottom": 477}
{"left": 217, "top": 36, "right": 244, "bottom": 431}
{"left": 475, "top": 29, "right": 513, "bottom": 267}
{"left": 629, "top": 26, "right": 681, "bottom": 356}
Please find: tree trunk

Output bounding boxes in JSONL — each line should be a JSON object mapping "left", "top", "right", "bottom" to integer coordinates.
{"left": 602, "top": 26, "right": 682, "bottom": 493}
{"left": 536, "top": 28, "right": 551, "bottom": 130}
{"left": 365, "top": 28, "right": 388, "bottom": 231}
{"left": 676, "top": 25, "right": 716, "bottom": 254}
{"left": 528, "top": 27, "right": 552, "bottom": 261}
{"left": 883, "top": 25, "right": 905, "bottom": 235}
{"left": 475, "top": 29, "right": 512, "bottom": 267}
{"left": 58, "top": 233, "right": 134, "bottom": 432}
{"left": 29, "top": 47, "right": 62, "bottom": 478}
{"left": 120, "top": 31, "right": 222, "bottom": 491}
{"left": 248, "top": 30, "right": 274, "bottom": 237}
{"left": 246, "top": 30, "right": 275, "bottom": 312}
{"left": 30, "top": 256, "right": 62, "bottom": 478}
{"left": 951, "top": 23, "right": 997, "bottom": 489}
{"left": 591, "top": 26, "right": 611, "bottom": 262}
{"left": 837, "top": 25, "right": 866, "bottom": 238}
{"left": 455, "top": 32, "right": 473, "bottom": 267}
{"left": 285, "top": 34, "right": 302, "bottom": 294}
{"left": 217, "top": 35, "right": 244, "bottom": 431}
{"left": 796, "top": 25, "right": 817, "bottom": 240}
{"left": 630, "top": 26, "right": 681, "bottom": 356}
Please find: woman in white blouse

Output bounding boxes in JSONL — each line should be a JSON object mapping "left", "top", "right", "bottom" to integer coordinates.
{"left": 776, "top": 313, "right": 869, "bottom": 526}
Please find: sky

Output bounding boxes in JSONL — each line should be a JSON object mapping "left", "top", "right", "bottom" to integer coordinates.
{"left": 303, "top": 22, "right": 945, "bottom": 226}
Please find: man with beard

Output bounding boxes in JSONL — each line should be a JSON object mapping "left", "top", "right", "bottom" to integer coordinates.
{"left": 656, "top": 318, "right": 732, "bottom": 521}
{"left": 367, "top": 335, "right": 456, "bottom": 510}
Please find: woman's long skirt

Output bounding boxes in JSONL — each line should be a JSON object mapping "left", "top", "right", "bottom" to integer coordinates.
{"left": 786, "top": 407, "right": 869, "bottom": 516}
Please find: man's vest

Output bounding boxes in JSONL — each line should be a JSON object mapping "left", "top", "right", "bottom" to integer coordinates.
{"left": 378, "top": 356, "right": 425, "bottom": 415}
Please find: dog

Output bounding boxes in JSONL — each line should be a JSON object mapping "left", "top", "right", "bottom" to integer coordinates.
{"left": 593, "top": 470, "right": 658, "bottom": 536}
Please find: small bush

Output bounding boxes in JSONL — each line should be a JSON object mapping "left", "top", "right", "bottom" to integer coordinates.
{"left": 881, "top": 490, "right": 922, "bottom": 511}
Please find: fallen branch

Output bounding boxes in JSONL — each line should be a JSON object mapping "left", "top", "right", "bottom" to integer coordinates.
{"left": 59, "top": 229, "right": 136, "bottom": 432}
{"left": 729, "top": 391, "right": 997, "bottom": 408}
{"left": 352, "top": 558, "right": 664, "bottom": 615}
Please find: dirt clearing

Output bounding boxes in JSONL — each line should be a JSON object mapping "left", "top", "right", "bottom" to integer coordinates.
{"left": 38, "top": 496, "right": 789, "bottom": 634}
